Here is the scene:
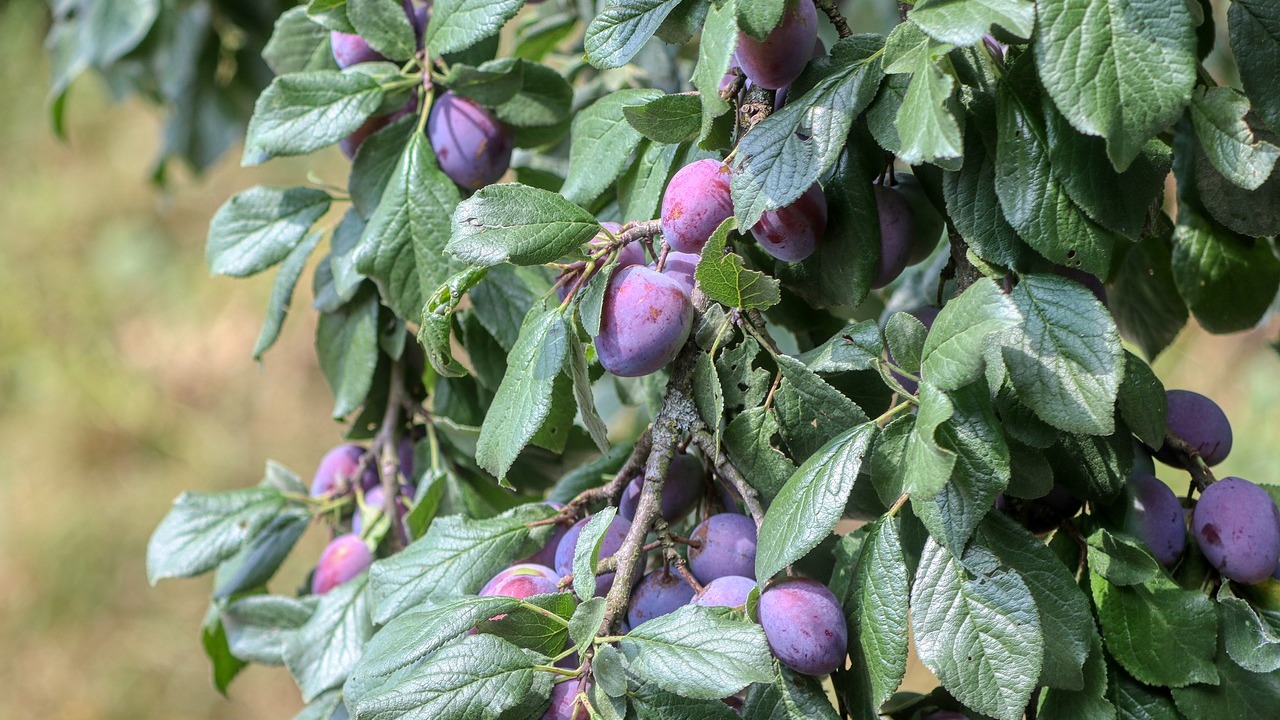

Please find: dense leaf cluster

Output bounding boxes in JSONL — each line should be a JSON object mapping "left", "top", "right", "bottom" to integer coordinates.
{"left": 54, "top": 0, "right": 1280, "bottom": 719}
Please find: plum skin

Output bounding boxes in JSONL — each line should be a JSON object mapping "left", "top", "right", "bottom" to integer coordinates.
{"left": 693, "top": 575, "right": 756, "bottom": 609}
{"left": 554, "top": 515, "right": 633, "bottom": 597}
{"left": 520, "top": 502, "right": 569, "bottom": 567}
{"left": 595, "top": 266, "right": 693, "bottom": 377}
{"left": 688, "top": 513, "right": 758, "bottom": 584}
{"left": 427, "top": 91, "right": 513, "bottom": 191}
{"left": 1155, "top": 390, "right": 1233, "bottom": 467}
{"left": 312, "top": 534, "right": 373, "bottom": 595}
{"left": 619, "top": 452, "right": 704, "bottom": 521}
{"left": 480, "top": 564, "right": 560, "bottom": 599}
{"left": 331, "top": 32, "right": 386, "bottom": 68}
{"left": 660, "top": 159, "right": 734, "bottom": 254}
{"left": 1192, "top": 477, "right": 1280, "bottom": 584}
{"left": 735, "top": 0, "right": 819, "bottom": 91}
{"left": 759, "top": 577, "right": 848, "bottom": 676}
{"left": 542, "top": 678, "right": 589, "bottom": 720}
{"left": 1122, "top": 474, "right": 1186, "bottom": 567}
{"left": 658, "top": 251, "right": 700, "bottom": 295}
{"left": 750, "top": 184, "right": 827, "bottom": 262}
{"left": 627, "top": 569, "right": 696, "bottom": 628}
{"left": 311, "top": 444, "right": 377, "bottom": 496}
{"left": 872, "top": 185, "right": 915, "bottom": 288}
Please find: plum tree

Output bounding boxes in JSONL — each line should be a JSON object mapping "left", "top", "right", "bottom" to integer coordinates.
{"left": 692, "top": 575, "right": 755, "bottom": 609}
{"left": 311, "top": 534, "right": 373, "bottom": 595}
{"left": 310, "top": 444, "right": 376, "bottom": 497}
{"left": 1156, "top": 389, "right": 1234, "bottom": 467}
{"left": 428, "top": 92, "right": 513, "bottom": 191}
{"left": 1192, "top": 477, "right": 1280, "bottom": 584}
{"left": 688, "top": 513, "right": 757, "bottom": 584}
{"left": 660, "top": 159, "right": 734, "bottom": 253}
{"left": 735, "top": 0, "right": 818, "bottom": 90}
{"left": 619, "top": 452, "right": 704, "bottom": 521}
{"left": 594, "top": 266, "right": 693, "bottom": 377}
{"left": 626, "top": 569, "right": 696, "bottom": 628}
{"left": 1122, "top": 474, "right": 1186, "bottom": 567}
{"left": 555, "top": 515, "right": 632, "bottom": 597}
{"left": 749, "top": 183, "right": 826, "bottom": 262}
{"left": 758, "top": 577, "right": 848, "bottom": 676}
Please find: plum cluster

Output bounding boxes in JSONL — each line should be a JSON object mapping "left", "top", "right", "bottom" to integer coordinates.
{"left": 331, "top": 5, "right": 512, "bottom": 190}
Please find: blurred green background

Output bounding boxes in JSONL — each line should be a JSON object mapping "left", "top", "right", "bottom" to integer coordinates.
{"left": 1, "top": 1, "right": 1278, "bottom": 718}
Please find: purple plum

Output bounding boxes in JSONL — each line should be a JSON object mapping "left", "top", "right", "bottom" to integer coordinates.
{"left": 895, "top": 174, "right": 946, "bottom": 265}
{"left": 311, "top": 444, "right": 377, "bottom": 497}
{"left": 554, "top": 515, "right": 633, "bottom": 597}
{"left": 353, "top": 485, "right": 411, "bottom": 544}
{"left": 1122, "top": 474, "right": 1186, "bottom": 567}
{"left": 480, "top": 564, "right": 561, "bottom": 600}
{"left": 595, "top": 266, "right": 694, "bottom": 377}
{"left": 1192, "top": 477, "right": 1280, "bottom": 584}
{"left": 660, "top": 158, "right": 734, "bottom": 254}
{"left": 331, "top": 32, "right": 386, "bottom": 68}
{"left": 427, "top": 91, "right": 513, "bottom": 190}
{"left": 872, "top": 184, "right": 915, "bottom": 288}
{"left": 693, "top": 575, "right": 756, "bottom": 608}
{"left": 735, "top": 0, "right": 819, "bottom": 90}
{"left": 688, "top": 513, "right": 758, "bottom": 584}
{"left": 312, "top": 534, "right": 373, "bottom": 595}
{"left": 542, "top": 678, "right": 589, "bottom": 720}
{"left": 627, "top": 569, "right": 696, "bottom": 628}
{"left": 759, "top": 577, "right": 848, "bottom": 676}
{"left": 750, "top": 183, "right": 826, "bottom": 262}
{"left": 619, "top": 452, "right": 705, "bottom": 521}
{"left": 1155, "top": 390, "right": 1233, "bottom": 468}
{"left": 520, "top": 502, "right": 569, "bottom": 567}
{"left": 658, "top": 251, "right": 700, "bottom": 294}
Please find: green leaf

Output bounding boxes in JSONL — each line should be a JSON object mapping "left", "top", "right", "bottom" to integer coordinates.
{"left": 1034, "top": 0, "right": 1197, "bottom": 170}
{"left": 568, "top": 597, "right": 607, "bottom": 651}
{"left": 735, "top": 0, "right": 786, "bottom": 40}
{"left": 1109, "top": 229, "right": 1187, "bottom": 360}
{"left": 1229, "top": 0, "right": 1280, "bottom": 133}
{"left": 147, "top": 486, "right": 287, "bottom": 584}
{"left": 623, "top": 94, "right": 702, "bottom": 144}
{"left": 573, "top": 507, "right": 618, "bottom": 599}
{"left": 1037, "top": 635, "right": 1118, "bottom": 720}
{"left": 294, "top": 690, "right": 345, "bottom": 720}
{"left": 348, "top": 0, "right": 416, "bottom": 59}
{"left": 222, "top": 595, "right": 318, "bottom": 666}
{"left": 1116, "top": 351, "right": 1167, "bottom": 449}
{"left": 490, "top": 61, "right": 573, "bottom": 128}
{"left": 995, "top": 73, "right": 1125, "bottom": 275}
{"left": 911, "top": 539, "right": 1043, "bottom": 720}
{"left": 264, "top": 6, "right": 337, "bottom": 75}
{"left": 920, "top": 278, "right": 1019, "bottom": 390}
{"left": 1218, "top": 584, "right": 1280, "bottom": 673}
{"left": 1087, "top": 527, "right": 1160, "bottom": 587}
{"left": 742, "top": 662, "right": 841, "bottom": 720}
{"left": 584, "top": 0, "right": 685, "bottom": 70}
{"left": 619, "top": 140, "right": 684, "bottom": 222}
{"left": 690, "top": 0, "right": 738, "bottom": 142}
{"left": 943, "top": 134, "right": 1032, "bottom": 269}
{"left": 350, "top": 113, "right": 416, "bottom": 220}
{"left": 419, "top": 266, "right": 489, "bottom": 377}
{"left": 909, "top": 0, "right": 1035, "bottom": 47}
{"left": 732, "top": 35, "right": 884, "bottom": 228}
{"left": 1091, "top": 572, "right": 1219, "bottom": 687}
{"left": 307, "top": 0, "right": 355, "bottom": 33}
{"left": 448, "top": 184, "right": 601, "bottom": 267}
{"left": 693, "top": 352, "right": 725, "bottom": 433}
{"left": 1171, "top": 209, "right": 1280, "bottom": 334}
{"left": 890, "top": 30, "right": 963, "bottom": 166}
{"left": 911, "top": 381, "right": 1010, "bottom": 552}
{"left": 1189, "top": 86, "right": 1280, "bottom": 190}
{"left": 1045, "top": 428, "right": 1132, "bottom": 501}
{"left": 562, "top": 89, "right": 663, "bottom": 206}
{"left": 316, "top": 287, "right": 381, "bottom": 418}
{"left": 368, "top": 504, "right": 557, "bottom": 624}
{"left": 1002, "top": 274, "right": 1124, "bottom": 436}
{"left": 213, "top": 509, "right": 311, "bottom": 599}
{"left": 442, "top": 58, "right": 525, "bottom": 106}
{"left": 425, "top": 0, "right": 525, "bottom": 55}
{"left": 206, "top": 186, "right": 331, "bottom": 278}
{"left": 354, "top": 132, "right": 465, "bottom": 320}
{"left": 841, "top": 518, "right": 909, "bottom": 711}
{"left": 566, "top": 331, "right": 609, "bottom": 452}
{"left": 723, "top": 407, "right": 796, "bottom": 504}
{"left": 904, "top": 382, "right": 957, "bottom": 497}
{"left": 1108, "top": 663, "right": 1182, "bottom": 720}
{"left": 773, "top": 355, "right": 869, "bottom": 462}
{"left": 695, "top": 218, "right": 781, "bottom": 310}
{"left": 254, "top": 231, "right": 322, "bottom": 361}
{"left": 347, "top": 633, "right": 547, "bottom": 719}
{"left": 756, "top": 422, "right": 877, "bottom": 582}
{"left": 977, "top": 513, "right": 1095, "bottom": 691}
{"left": 633, "top": 682, "right": 742, "bottom": 719}
{"left": 242, "top": 69, "right": 388, "bottom": 165}
{"left": 799, "top": 321, "right": 882, "bottom": 374}
{"left": 593, "top": 644, "right": 628, "bottom": 698}
{"left": 884, "top": 312, "right": 927, "bottom": 375}
{"left": 284, "top": 574, "right": 374, "bottom": 701}
{"left": 475, "top": 592, "right": 574, "bottom": 656}
{"left": 1170, "top": 645, "right": 1280, "bottom": 720}
{"left": 202, "top": 603, "right": 246, "bottom": 695}
{"left": 619, "top": 605, "right": 774, "bottom": 700}
{"left": 475, "top": 305, "right": 570, "bottom": 480}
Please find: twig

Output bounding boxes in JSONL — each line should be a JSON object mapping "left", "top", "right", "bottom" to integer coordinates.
{"left": 1162, "top": 434, "right": 1217, "bottom": 492}
{"left": 690, "top": 429, "right": 766, "bottom": 529}
{"left": 375, "top": 363, "right": 407, "bottom": 551}
{"left": 815, "top": 0, "right": 853, "bottom": 39}
{"left": 654, "top": 518, "right": 704, "bottom": 594}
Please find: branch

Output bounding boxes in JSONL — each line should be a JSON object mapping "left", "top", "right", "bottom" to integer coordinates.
{"left": 1162, "top": 433, "right": 1217, "bottom": 492}
{"left": 815, "top": 0, "right": 853, "bottom": 39}
{"left": 944, "top": 223, "right": 983, "bottom": 295}
{"left": 375, "top": 362, "right": 407, "bottom": 551}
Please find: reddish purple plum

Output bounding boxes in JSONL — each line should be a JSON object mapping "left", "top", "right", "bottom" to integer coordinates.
{"left": 312, "top": 534, "right": 373, "bottom": 595}
{"left": 1192, "top": 477, "right": 1280, "bottom": 584}
{"left": 693, "top": 575, "right": 756, "bottom": 608}
{"left": 627, "top": 569, "right": 696, "bottom": 628}
{"left": 688, "top": 513, "right": 758, "bottom": 584}
{"left": 749, "top": 184, "right": 826, "bottom": 262}
{"left": 775, "top": 38, "right": 827, "bottom": 108}
{"left": 660, "top": 159, "right": 734, "bottom": 253}
{"left": 1122, "top": 474, "right": 1186, "bottom": 567}
{"left": 1155, "top": 390, "right": 1233, "bottom": 468}
{"left": 736, "top": 0, "right": 818, "bottom": 90}
{"left": 331, "top": 32, "right": 386, "bottom": 68}
{"left": 542, "top": 678, "right": 589, "bottom": 720}
{"left": 872, "top": 184, "right": 915, "bottom": 288}
{"left": 619, "top": 452, "right": 705, "bottom": 521}
{"left": 311, "top": 444, "right": 377, "bottom": 497}
{"left": 428, "top": 92, "right": 513, "bottom": 191}
{"left": 520, "top": 502, "right": 569, "bottom": 567}
{"left": 595, "top": 266, "right": 693, "bottom": 377}
{"left": 658, "top": 251, "right": 699, "bottom": 294}
{"left": 759, "top": 577, "right": 848, "bottom": 676}
{"left": 554, "top": 515, "right": 633, "bottom": 597}
{"left": 480, "top": 564, "right": 561, "bottom": 599}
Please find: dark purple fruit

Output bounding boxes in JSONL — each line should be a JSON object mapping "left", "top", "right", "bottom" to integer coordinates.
{"left": 749, "top": 184, "right": 826, "bottom": 262}
{"left": 1192, "top": 477, "right": 1280, "bottom": 584}
{"left": 1155, "top": 390, "right": 1233, "bottom": 468}
{"left": 1122, "top": 474, "right": 1186, "bottom": 567}
{"left": 660, "top": 159, "right": 734, "bottom": 254}
{"left": 627, "top": 569, "right": 696, "bottom": 628}
{"left": 735, "top": 0, "right": 819, "bottom": 91}
{"left": 596, "top": 266, "right": 693, "bottom": 377}
{"left": 688, "top": 513, "right": 758, "bottom": 584}
{"left": 759, "top": 577, "right": 847, "bottom": 676}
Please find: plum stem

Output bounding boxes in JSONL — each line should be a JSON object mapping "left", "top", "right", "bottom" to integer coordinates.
{"left": 374, "top": 362, "right": 406, "bottom": 551}
{"left": 814, "top": 0, "right": 853, "bottom": 39}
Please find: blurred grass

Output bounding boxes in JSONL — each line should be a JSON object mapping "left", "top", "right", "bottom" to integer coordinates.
{"left": 0, "top": 1, "right": 1277, "bottom": 718}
